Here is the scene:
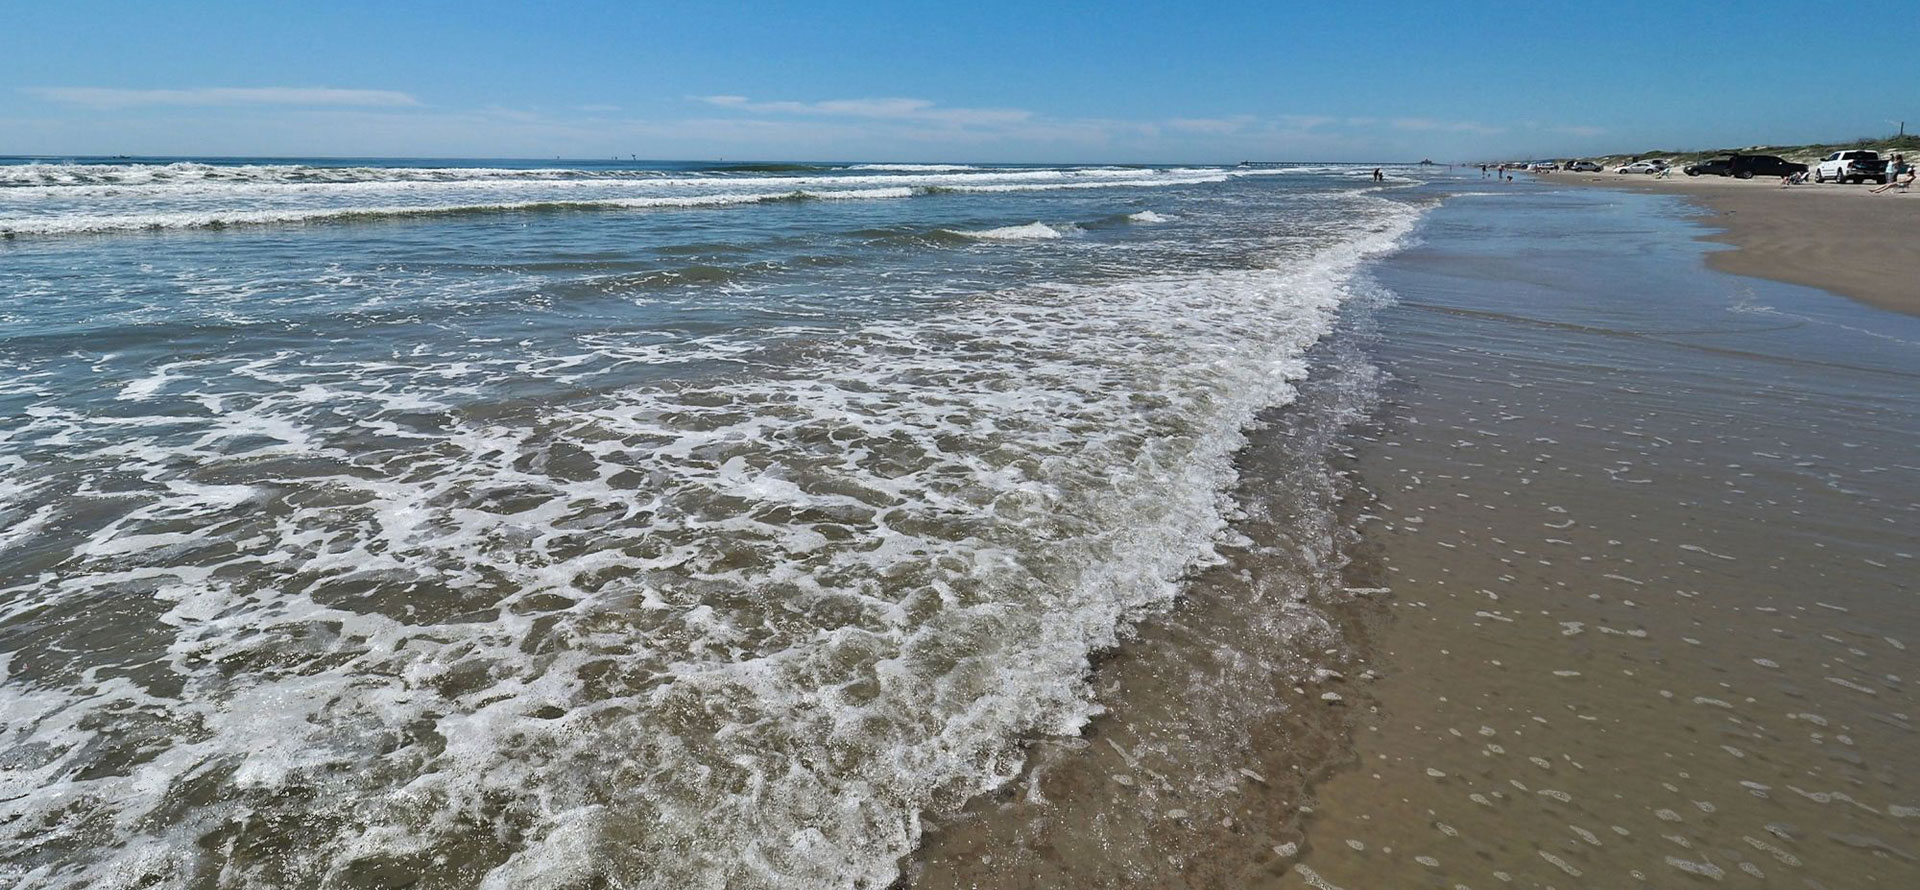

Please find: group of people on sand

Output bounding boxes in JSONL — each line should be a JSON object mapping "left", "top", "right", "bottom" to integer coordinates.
{"left": 1870, "top": 154, "right": 1914, "bottom": 193}
{"left": 1781, "top": 153, "right": 1914, "bottom": 191}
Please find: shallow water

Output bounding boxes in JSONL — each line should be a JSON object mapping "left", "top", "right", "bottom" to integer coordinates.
{"left": 0, "top": 157, "right": 1438, "bottom": 888}
{"left": 902, "top": 283, "right": 1400, "bottom": 889}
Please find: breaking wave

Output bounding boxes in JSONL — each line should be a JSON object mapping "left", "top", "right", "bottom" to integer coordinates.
{"left": 943, "top": 222, "right": 1076, "bottom": 241}
{"left": 0, "top": 188, "right": 918, "bottom": 236}
{"left": 844, "top": 163, "right": 982, "bottom": 172}
{"left": 0, "top": 163, "right": 1248, "bottom": 237}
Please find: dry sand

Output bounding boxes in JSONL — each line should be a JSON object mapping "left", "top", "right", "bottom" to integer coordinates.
{"left": 1550, "top": 173, "right": 1920, "bottom": 317}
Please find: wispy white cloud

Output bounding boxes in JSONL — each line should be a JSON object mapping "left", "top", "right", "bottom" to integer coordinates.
{"left": 1391, "top": 117, "right": 1505, "bottom": 134}
{"left": 7, "top": 85, "right": 1590, "bottom": 163}
{"left": 24, "top": 86, "right": 421, "bottom": 109}
{"left": 1276, "top": 115, "right": 1338, "bottom": 130}
{"left": 1168, "top": 116, "right": 1256, "bottom": 135}
{"left": 694, "top": 94, "right": 1033, "bottom": 127}
{"left": 677, "top": 100, "right": 1560, "bottom": 159}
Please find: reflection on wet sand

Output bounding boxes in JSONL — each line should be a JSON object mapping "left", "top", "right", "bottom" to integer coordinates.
{"left": 1287, "top": 188, "right": 1918, "bottom": 888}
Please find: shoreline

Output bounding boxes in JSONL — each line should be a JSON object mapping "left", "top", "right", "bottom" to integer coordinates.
{"left": 900, "top": 301, "right": 1400, "bottom": 889}
{"left": 1545, "top": 173, "right": 1920, "bottom": 317}
{"left": 902, "top": 182, "right": 1920, "bottom": 888}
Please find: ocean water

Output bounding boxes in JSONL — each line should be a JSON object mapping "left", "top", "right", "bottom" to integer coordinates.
{"left": 0, "top": 157, "right": 1431, "bottom": 889}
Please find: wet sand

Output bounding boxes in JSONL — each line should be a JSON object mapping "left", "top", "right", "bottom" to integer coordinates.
{"left": 903, "top": 184, "right": 1920, "bottom": 888}
{"left": 1550, "top": 173, "right": 1920, "bottom": 317}
{"left": 1283, "top": 186, "right": 1920, "bottom": 888}
{"left": 899, "top": 296, "right": 1398, "bottom": 889}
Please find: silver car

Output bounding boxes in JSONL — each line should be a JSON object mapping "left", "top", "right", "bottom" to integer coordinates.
{"left": 1616, "top": 159, "right": 1669, "bottom": 174}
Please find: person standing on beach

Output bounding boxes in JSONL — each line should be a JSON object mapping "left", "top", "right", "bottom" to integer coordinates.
{"left": 1870, "top": 154, "right": 1911, "bottom": 193}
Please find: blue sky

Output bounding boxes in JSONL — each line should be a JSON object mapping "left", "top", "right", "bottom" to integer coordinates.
{"left": 2, "top": 1, "right": 1908, "bottom": 162}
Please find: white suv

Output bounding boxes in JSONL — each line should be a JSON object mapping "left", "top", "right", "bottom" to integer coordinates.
{"left": 1814, "top": 150, "right": 1887, "bottom": 184}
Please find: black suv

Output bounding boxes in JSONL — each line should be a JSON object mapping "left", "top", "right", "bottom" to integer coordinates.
{"left": 1684, "top": 154, "right": 1808, "bottom": 179}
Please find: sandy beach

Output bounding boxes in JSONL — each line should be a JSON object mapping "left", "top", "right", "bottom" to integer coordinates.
{"left": 1549, "top": 173, "right": 1920, "bottom": 317}
{"left": 902, "top": 181, "right": 1920, "bottom": 888}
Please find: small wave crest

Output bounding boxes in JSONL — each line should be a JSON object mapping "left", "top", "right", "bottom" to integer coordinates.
{"left": 699, "top": 162, "right": 838, "bottom": 173}
{"left": 845, "top": 163, "right": 981, "bottom": 172}
{"left": 943, "top": 222, "right": 1075, "bottom": 241}
{"left": 0, "top": 187, "right": 920, "bottom": 236}
{"left": 0, "top": 161, "right": 685, "bottom": 188}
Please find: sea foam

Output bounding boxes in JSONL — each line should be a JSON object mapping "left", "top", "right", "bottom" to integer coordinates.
{"left": 947, "top": 221, "right": 1075, "bottom": 241}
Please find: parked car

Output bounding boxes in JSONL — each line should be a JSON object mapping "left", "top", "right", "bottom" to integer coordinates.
{"left": 1685, "top": 157, "right": 1736, "bottom": 176}
{"left": 1813, "top": 150, "right": 1889, "bottom": 184}
{"left": 1566, "top": 160, "right": 1604, "bottom": 172}
{"left": 1617, "top": 159, "right": 1670, "bottom": 174}
{"left": 1529, "top": 162, "right": 1559, "bottom": 172}
{"left": 1740, "top": 155, "right": 1809, "bottom": 178}
{"left": 1684, "top": 154, "right": 1807, "bottom": 179}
